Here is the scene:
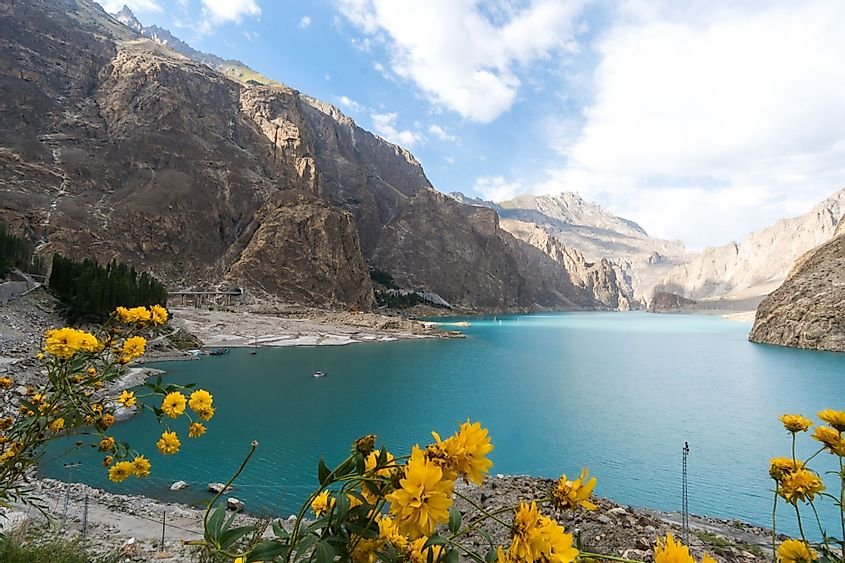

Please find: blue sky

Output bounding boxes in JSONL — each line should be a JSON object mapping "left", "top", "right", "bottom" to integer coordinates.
{"left": 98, "top": 0, "right": 845, "bottom": 250}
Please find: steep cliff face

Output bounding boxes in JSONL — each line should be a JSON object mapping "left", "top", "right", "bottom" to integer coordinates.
{"left": 227, "top": 192, "right": 375, "bottom": 309}
{"left": 0, "top": 0, "right": 373, "bottom": 308}
{"left": 453, "top": 192, "right": 686, "bottom": 301}
{"left": 0, "top": 0, "right": 606, "bottom": 313}
{"left": 654, "top": 190, "right": 845, "bottom": 300}
{"left": 749, "top": 217, "right": 845, "bottom": 352}
{"left": 500, "top": 219, "right": 635, "bottom": 311}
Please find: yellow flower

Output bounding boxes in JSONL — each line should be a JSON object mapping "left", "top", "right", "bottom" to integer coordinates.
{"left": 115, "top": 306, "right": 152, "bottom": 324}
{"left": 777, "top": 539, "right": 818, "bottom": 563}
{"left": 102, "top": 455, "right": 113, "bottom": 467}
{"left": 426, "top": 420, "right": 494, "bottom": 484}
{"left": 654, "top": 532, "right": 695, "bottom": 563}
{"left": 0, "top": 376, "right": 12, "bottom": 389}
{"left": 508, "top": 501, "right": 548, "bottom": 561}
{"left": 818, "top": 409, "right": 845, "bottom": 432}
{"left": 541, "top": 515, "right": 579, "bottom": 563}
{"left": 188, "top": 389, "right": 213, "bottom": 412}
{"left": 779, "top": 469, "right": 825, "bottom": 504}
{"left": 196, "top": 405, "right": 215, "bottom": 421}
{"left": 387, "top": 445, "right": 454, "bottom": 539}
{"left": 150, "top": 304, "right": 169, "bottom": 325}
{"left": 156, "top": 430, "right": 181, "bottom": 455}
{"left": 407, "top": 537, "right": 445, "bottom": 563}
{"left": 161, "top": 391, "right": 187, "bottom": 418}
{"left": 44, "top": 327, "right": 100, "bottom": 359}
{"left": 119, "top": 336, "right": 146, "bottom": 363}
{"left": 99, "top": 413, "right": 115, "bottom": 428}
{"left": 769, "top": 458, "right": 805, "bottom": 481}
{"left": 0, "top": 417, "right": 13, "bottom": 430}
{"left": 98, "top": 436, "right": 116, "bottom": 452}
{"left": 812, "top": 426, "right": 845, "bottom": 456}
{"left": 131, "top": 455, "right": 151, "bottom": 478}
{"left": 362, "top": 450, "right": 396, "bottom": 503}
{"left": 48, "top": 417, "right": 65, "bottom": 433}
{"left": 108, "top": 461, "right": 133, "bottom": 483}
{"left": 377, "top": 515, "right": 409, "bottom": 552}
{"left": 350, "top": 536, "right": 383, "bottom": 563}
{"left": 779, "top": 414, "right": 813, "bottom": 433}
{"left": 311, "top": 490, "right": 335, "bottom": 517}
{"left": 553, "top": 468, "right": 597, "bottom": 511}
{"left": 86, "top": 366, "right": 97, "bottom": 376}
{"left": 117, "top": 390, "right": 136, "bottom": 408}
{"left": 188, "top": 422, "right": 206, "bottom": 438}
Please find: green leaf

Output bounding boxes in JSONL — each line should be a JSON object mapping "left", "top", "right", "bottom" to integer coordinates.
{"left": 314, "top": 540, "right": 336, "bottom": 563}
{"left": 334, "top": 490, "right": 350, "bottom": 523}
{"left": 423, "top": 534, "right": 447, "bottom": 549}
{"left": 273, "top": 519, "right": 290, "bottom": 539}
{"left": 485, "top": 547, "right": 499, "bottom": 563}
{"left": 205, "top": 505, "right": 226, "bottom": 542}
{"left": 318, "top": 458, "right": 331, "bottom": 486}
{"left": 355, "top": 452, "right": 365, "bottom": 475}
{"left": 478, "top": 529, "right": 494, "bottom": 550}
{"left": 444, "top": 549, "right": 459, "bottom": 563}
{"left": 336, "top": 457, "right": 356, "bottom": 477}
{"left": 294, "top": 533, "right": 320, "bottom": 560}
{"left": 447, "top": 508, "right": 461, "bottom": 534}
{"left": 219, "top": 525, "right": 255, "bottom": 549}
{"left": 248, "top": 540, "right": 290, "bottom": 562}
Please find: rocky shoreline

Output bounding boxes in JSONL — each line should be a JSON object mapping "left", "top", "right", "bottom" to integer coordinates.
{"left": 0, "top": 291, "right": 780, "bottom": 561}
{"left": 2, "top": 475, "right": 775, "bottom": 562}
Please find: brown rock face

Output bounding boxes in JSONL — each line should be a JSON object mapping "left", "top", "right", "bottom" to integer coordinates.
{"left": 0, "top": 1, "right": 374, "bottom": 308}
{"left": 0, "top": 0, "right": 629, "bottom": 313}
{"left": 227, "top": 192, "right": 374, "bottom": 309}
{"left": 749, "top": 218, "right": 845, "bottom": 352}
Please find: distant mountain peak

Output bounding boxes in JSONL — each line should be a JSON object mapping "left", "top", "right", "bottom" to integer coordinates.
{"left": 113, "top": 5, "right": 143, "bottom": 32}
{"left": 107, "top": 6, "right": 279, "bottom": 87}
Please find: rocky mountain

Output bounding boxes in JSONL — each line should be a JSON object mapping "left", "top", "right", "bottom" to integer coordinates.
{"left": 112, "top": 5, "right": 278, "bottom": 86}
{"left": 653, "top": 189, "right": 845, "bottom": 300}
{"left": 749, "top": 216, "right": 845, "bottom": 352}
{"left": 451, "top": 192, "right": 685, "bottom": 302}
{"left": 0, "top": 0, "right": 635, "bottom": 312}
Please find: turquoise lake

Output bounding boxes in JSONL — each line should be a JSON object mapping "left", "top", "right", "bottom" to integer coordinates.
{"left": 42, "top": 312, "right": 845, "bottom": 536}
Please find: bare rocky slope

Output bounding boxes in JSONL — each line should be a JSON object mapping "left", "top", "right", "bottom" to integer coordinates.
{"left": 0, "top": 0, "right": 633, "bottom": 313}
{"left": 653, "top": 190, "right": 845, "bottom": 301}
{"left": 749, "top": 217, "right": 845, "bottom": 352}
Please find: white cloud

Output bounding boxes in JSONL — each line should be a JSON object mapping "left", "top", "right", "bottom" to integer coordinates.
{"left": 474, "top": 175, "right": 523, "bottom": 202}
{"left": 299, "top": 15, "right": 312, "bottom": 29}
{"left": 201, "top": 0, "right": 260, "bottom": 25}
{"left": 337, "top": 96, "right": 363, "bottom": 113}
{"left": 428, "top": 124, "right": 457, "bottom": 143}
{"left": 336, "top": 0, "right": 585, "bottom": 123}
{"left": 533, "top": 0, "right": 845, "bottom": 248}
{"left": 97, "top": 0, "right": 161, "bottom": 13}
{"left": 370, "top": 112, "right": 422, "bottom": 148}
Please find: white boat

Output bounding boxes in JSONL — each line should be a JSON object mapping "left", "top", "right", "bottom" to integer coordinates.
{"left": 312, "top": 371, "right": 326, "bottom": 378}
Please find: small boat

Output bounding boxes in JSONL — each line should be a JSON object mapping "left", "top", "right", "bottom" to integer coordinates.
{"left": 312, "top": 371, "right": 326, "bottom": 378}
{"left": 209, "top": 348, "right": 230, "bottom": 356}
{"left": 249, "top": 336, "right": 258, "bottom": 355}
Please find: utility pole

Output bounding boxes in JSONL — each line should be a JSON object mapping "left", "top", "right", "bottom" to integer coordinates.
{"left": 61, "top": 462, "right": 81, "bottom": 532}
{"left": 682, "top": 442, "right": 690, "bottom": 543}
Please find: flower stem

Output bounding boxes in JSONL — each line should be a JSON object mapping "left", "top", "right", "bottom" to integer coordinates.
{"left": 579, "top": 551, "right": 639, "bottom": 562}
{"left": 772, "top": 482, "right": 778, "bottom": 563}
{"left": 808, "top": 500, "right": 830, "bottom": 554}
{"left": 792, "top": 502, "right": 807, "bottom": 544}
{"left": 453, "top": 490, "right": 513, "bottom": 529}
{"left": 839, "top": 457, "right": 844, "bottom": 563}
{"left": 203, "top": 440, "right": 258, "bottom": 547}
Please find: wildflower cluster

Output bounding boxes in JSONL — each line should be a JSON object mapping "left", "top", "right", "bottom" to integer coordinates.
{"left": 0, "top": 305, "right": 215, "bottom": 507}
{"left": 770, "top": 409, "right": 845, "bottom": 563}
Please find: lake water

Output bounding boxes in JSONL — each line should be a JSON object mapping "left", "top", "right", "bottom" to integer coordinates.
{"left": 42, "top": 312, "right": 845, "bottom": 536}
